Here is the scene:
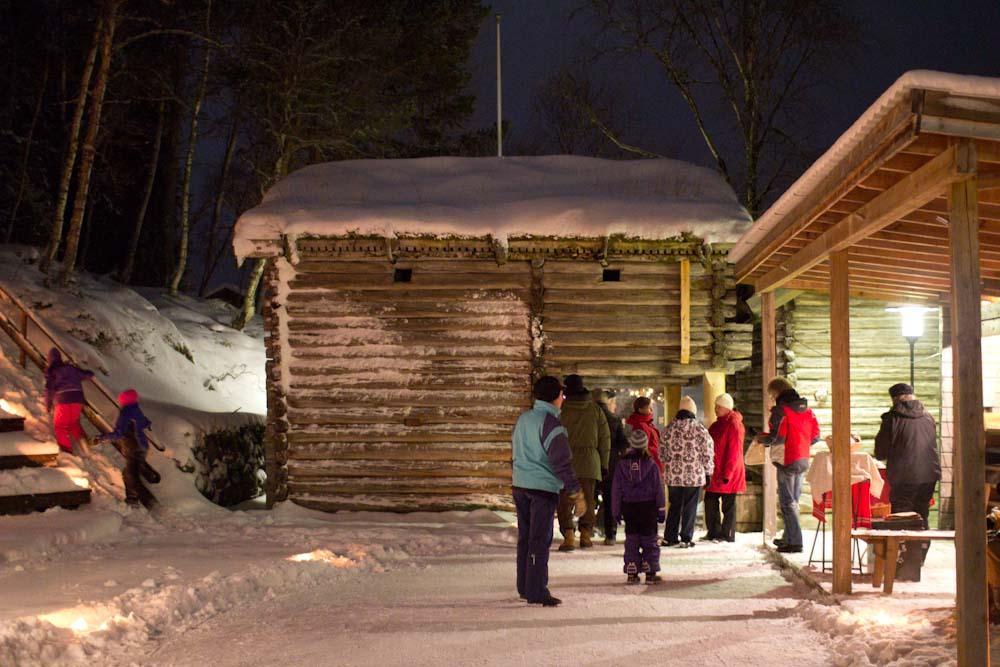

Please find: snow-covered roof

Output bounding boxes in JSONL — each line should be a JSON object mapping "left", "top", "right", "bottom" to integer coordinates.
{"left": 731, "top": 70, "right": 1000, "bottom": 263}
{"left": 232, "top": 155, "right": 751, "bottom": 261}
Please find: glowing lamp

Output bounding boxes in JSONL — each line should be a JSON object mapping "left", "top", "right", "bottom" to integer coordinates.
{"left": 886, "top": 306, "right": 935, "bottom": 389}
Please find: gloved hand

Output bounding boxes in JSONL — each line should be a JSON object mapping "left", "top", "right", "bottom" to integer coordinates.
{"left": 568, "top": 490, "right": 587, "bottom": 517}
{"left": 657, "top": 509, "right": 666, "bottom": 523}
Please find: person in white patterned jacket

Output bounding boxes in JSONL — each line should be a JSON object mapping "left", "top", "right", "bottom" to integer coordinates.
{"left": 659, "top": 396, "right": 714, "bottom": 548}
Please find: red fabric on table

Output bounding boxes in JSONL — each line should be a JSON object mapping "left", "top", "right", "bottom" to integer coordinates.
{"left": 811, "top": 479, "right": 873, "bottom": 528}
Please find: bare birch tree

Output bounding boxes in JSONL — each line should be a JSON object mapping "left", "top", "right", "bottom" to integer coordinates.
{"left": 168, "top": 0, "right": 213, "bottom": 296}
{"left": 42, "top": 15, "right": 103, "bottom": 273}
{"left": 58, "top": 0, "right": 121, "bottom": 286}
{"left": 582, "top": 0, "right": 857, "bottom": 216}
{"left": 120, "top": 100, "right": 165, "bottom": 284}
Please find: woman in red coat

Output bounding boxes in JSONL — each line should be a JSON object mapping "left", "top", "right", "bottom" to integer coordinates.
{"left": 703, "top": 393, "right": 746, "bottom": 542}
{"left": 626, "top": 396, "right": 662, "bottom": 474}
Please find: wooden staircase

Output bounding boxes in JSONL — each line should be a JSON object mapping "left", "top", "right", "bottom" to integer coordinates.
{"left": 0, "top": 407, "right": 92, "bottom": 514}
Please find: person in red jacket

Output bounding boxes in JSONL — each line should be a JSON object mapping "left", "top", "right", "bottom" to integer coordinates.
{"left": 759, "top": 378, "right": 821, "bottom": 553}
{"left": 626, "top": 397, "right": 662, "bottom": 474}
{"left": 703, "top": 393, "right": 746, "bottom": 543}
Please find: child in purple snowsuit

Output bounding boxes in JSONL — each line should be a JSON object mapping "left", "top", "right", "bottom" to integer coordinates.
{"left": 612, "top": 428, "right": 667, "bottom": 584}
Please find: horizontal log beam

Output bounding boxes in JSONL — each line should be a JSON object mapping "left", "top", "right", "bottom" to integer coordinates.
{"left": 755, "top": 145, "right": 970, "bottom": 293}
{"left": 288, "top": 459, "right": 511, "bottom": 479}
{"left": 291, "top": 493, "right": 514, "bottom": 513}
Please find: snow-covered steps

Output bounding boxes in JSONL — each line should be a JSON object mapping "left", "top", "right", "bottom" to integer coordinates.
{"left": 0, "top": 432, "right": 60, "bottom": 469}
{"left": 0, "top": 463, "right": 91, "bottom": 515}
{"left": 0, "top": 408, "right": 25, "bottom": 432}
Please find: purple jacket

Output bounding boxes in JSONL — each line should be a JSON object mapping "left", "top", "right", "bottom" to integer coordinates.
{"left": 611, "top": 451, "right": 666, "bottom": 520}
{"left": 44, "top": 349, "right": 94, "bottom": 412}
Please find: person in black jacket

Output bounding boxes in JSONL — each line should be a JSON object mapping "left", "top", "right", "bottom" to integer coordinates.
{"left": 874, "top": 382, "right": 942, "bottom": 525}
{"left": 592, "top": 389, "right": 628, "bottom": 545}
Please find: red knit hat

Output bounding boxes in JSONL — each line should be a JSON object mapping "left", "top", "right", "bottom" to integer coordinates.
{"left": 117, "top": 389, "right": 139, "bottom": 407}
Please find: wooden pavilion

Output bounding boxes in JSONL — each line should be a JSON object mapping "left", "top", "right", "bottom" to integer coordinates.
{"left": 234, "top": 156, "right": 752, "bottom": 514}
{"left": 730, "top": 70, "right": 1000, "bottom": 665}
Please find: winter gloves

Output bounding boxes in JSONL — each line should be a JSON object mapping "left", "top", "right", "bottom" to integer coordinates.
{"left": 657, "top": 509, "right": 666, "bottom": 523}
{"left": 567, "top": 489, "right": 587, "bottom": 517}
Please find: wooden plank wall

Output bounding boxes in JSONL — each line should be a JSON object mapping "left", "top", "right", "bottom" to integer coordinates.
{"left": 783, "top": 292, "right": 942, "bottom": 447}
{"left": 280, "top": 257, "right": 532, "bottom": 512}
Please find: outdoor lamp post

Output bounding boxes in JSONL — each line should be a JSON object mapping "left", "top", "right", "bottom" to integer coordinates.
{"left": 888, "top": 306, "right": 927, "bottom": 389}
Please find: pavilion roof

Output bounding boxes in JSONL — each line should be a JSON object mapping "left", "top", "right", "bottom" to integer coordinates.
{"left": 732, "top": 70, "right": 1000, "bottom": 301}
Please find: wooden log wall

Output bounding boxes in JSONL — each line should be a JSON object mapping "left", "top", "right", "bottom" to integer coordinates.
{"left": 280, "top": 253, "right": 532, "bottom": 512}
{"left": 260, "top": 236, "right": 754, "bottom": 513}
{"left": 538, "top": 259, "right": 749, "bottom": 388}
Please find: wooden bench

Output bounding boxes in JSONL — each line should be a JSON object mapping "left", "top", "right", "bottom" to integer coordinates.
{"left": 851, "top": 529, "right": 955, "bottom": 594}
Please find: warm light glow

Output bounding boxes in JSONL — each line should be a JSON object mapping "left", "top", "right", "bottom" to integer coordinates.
{"left": 286, "top": 549, "right": 357, "bottom": 568}
{"left": 851, "top": 608, "right": 928, "bottom": 629}
{"left": 887, "top": 305, "right": 933, "bottom": 340}
{"left": 39, "top": 607, "right": 115, "bottom": 635}
{"left": 69, "top": 476, "right": 90, "bottom": 489}
{"left": 0, "top": 399, "right": 19, "bottom": 416}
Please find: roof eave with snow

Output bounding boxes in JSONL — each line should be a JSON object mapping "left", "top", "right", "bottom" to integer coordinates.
{"left": 232, "top": 155, "right": 751, "bottom": 263}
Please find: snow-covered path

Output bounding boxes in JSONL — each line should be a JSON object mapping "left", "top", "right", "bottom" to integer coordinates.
{"left": 137, "top": 531, "right": 833, "bottom": 667}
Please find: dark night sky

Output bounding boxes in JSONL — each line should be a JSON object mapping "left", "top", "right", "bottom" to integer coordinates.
{"left": 465, "top": 0, "right": 1000, "bottom": 181}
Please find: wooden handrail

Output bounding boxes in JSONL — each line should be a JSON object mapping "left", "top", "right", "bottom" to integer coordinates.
{"left": 0, "top": 281, "right": 165, "bottom": 451}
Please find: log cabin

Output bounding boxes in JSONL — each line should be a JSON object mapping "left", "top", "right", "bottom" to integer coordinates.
{"left": 233, "top": 155, "right": 752, "bottom": 512}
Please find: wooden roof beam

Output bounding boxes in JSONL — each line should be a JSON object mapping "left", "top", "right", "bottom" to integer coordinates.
{"left": 754, "top": 144, "right": 973, "bottom": 293}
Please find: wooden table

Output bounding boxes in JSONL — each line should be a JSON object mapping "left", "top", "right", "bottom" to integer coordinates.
{"left": 851, "top": 529, "right": 955, "bottom": 594}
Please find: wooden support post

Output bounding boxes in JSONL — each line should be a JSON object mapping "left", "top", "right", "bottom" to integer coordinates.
{"left": 18, "top": 309, "right": 27, "bottom": 368}
{"left": 680, "top": 258, "right": 691, "bottom": 364}
{"left": 665, "top": 385, "right": 681, "bottom": 423}
{"left": 702, "top": 371, "right": 725, "bottom": 428}
{"left": 829, "top": 250, "right": 853, "bottom": 595}
{"left": 761, "top": 291, "right": 778, "bottom": 542}
{"left": 949, "top": 140, "right": 989, "bottom": 666}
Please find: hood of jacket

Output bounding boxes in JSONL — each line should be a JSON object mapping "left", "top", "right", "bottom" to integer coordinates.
{"left": 778, "top": 389, "right": 809, "bottom": 414}
{"left": 714, "top": 409, "right": 743, "bottom": 428}
{"left": 626, "top": 412, "right": 654, "bottom": 428}
{"left": 620, "top": 450, "right": 658, "bottom": 483}
{"left": 46, "top": 348, "right": 63, "bottom": 371}
{"left": 891, "top": 399, "right": 928, "bottom": 419}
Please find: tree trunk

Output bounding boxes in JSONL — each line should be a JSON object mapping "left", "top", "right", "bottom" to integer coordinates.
{"left": 120, "top": 101, "right": 165, "bottom": 284}
{"left": 58, "top": 2, "right": 117, "bottom": 286}
{"left": 5, "top": 61, "right": 49, "bottom": 243}
{"left": 198, "top": 112, "right": 239, "bottom": 296}
{"left": 42, "top": 15, "right": 103, "bottom": 273}
{"left": 168, "top": 0, "right": 212, "bottom": 296}
{"left": 231, "top": 258, "right": 266, "bottom": 330}
{"left": 231, "top": 150, "right": 287, "bottom": 330}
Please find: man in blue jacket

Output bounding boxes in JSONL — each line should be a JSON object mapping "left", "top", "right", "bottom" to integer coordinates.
{"left": 512, "top": 376, "right": 585, "bottom": 607}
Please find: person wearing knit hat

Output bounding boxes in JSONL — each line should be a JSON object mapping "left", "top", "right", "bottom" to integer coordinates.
{"left": 715, "top": 393, "right": 735, "bottom": 411}
{"left": 557, "top": 375, "right": 610, "bottom": 550}
{"left": 660, "top": 396, "right": 714, "bottom": 548}
{"left": 612, "top": 425, "right": 666, "bottom": 584}
{"left": 704, "top": 394, "right": 746, "bottom": 543}
{"left": 875, "top": 383, "right": 940, "bottom": 571}
{"left": 94, "top": 388, "right": 158, "bottom": 508}
{"left": 628, "top": 428, "right": 649, "bottom": 450}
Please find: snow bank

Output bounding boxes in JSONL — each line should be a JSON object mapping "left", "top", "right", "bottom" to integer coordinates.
{"left": 0, "top": 507, "right": 124, "bottom": 564}
{"left": 233, "top": 155, "right": 752, "bottom": 261}
{"left": 0, "top": 245, "right": 266, "bottom": 517}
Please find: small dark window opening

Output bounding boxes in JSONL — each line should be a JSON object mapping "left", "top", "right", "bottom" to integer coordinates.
{"left": 393, "top": 268, "right": 413, "bottom": 283}
{"left": 602, "top": 269, "right": 621, "bottom": 282}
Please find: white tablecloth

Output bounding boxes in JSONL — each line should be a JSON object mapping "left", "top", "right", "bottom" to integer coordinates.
{"left": 806, "top": 450, "right": 885, "bottom": 503}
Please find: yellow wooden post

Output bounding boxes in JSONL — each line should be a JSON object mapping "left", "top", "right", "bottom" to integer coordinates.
{"left": 829, "top": 250, "right": 853, "bottom": 595}
{"left": 949, "top": 140, "right": 989, "bottom": 666}
{"left": 761, "top": 291, "right": 778, "bottom": 542}
{"left": 680, "top": 258, "right": 690, "bottom": 364}
{"left": 702, "top": 371, "right": 726, "bottom": 428}
{"left": 665, "top": 385, "right": 681, "bottom": 422}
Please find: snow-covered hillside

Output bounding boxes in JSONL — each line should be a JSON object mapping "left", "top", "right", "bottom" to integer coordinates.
{"left": 0, "top": 245, "right": 266, "bottom": 514}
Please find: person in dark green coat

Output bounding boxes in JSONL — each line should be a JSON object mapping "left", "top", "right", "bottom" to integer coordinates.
{"left": 556, "top": 374, "right": 611, "bottom": 550}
